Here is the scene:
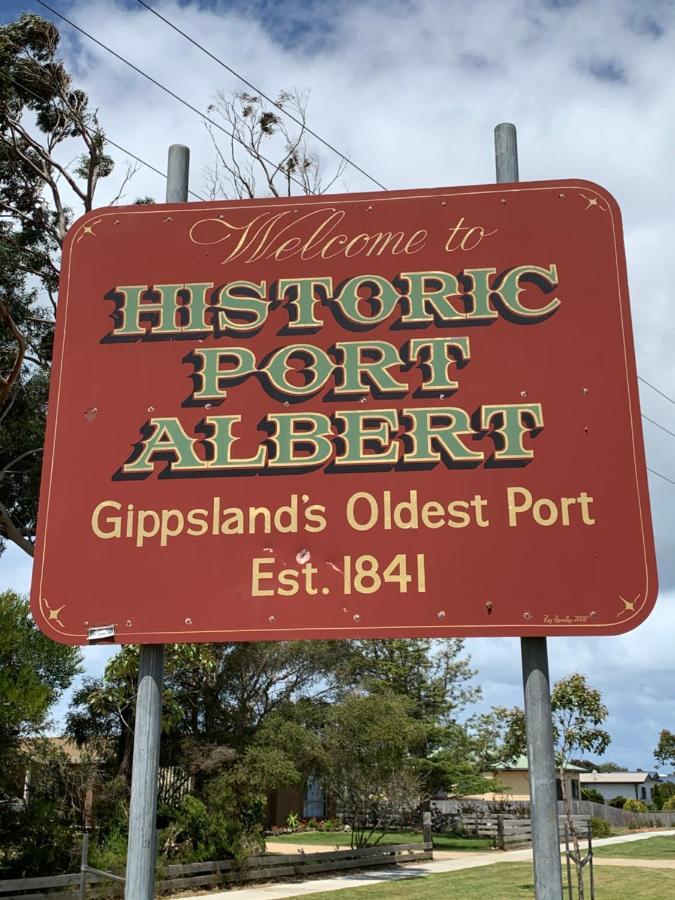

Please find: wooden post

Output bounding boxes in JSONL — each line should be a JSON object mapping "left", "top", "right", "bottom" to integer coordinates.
{"left": 497, "top": 815, "right": 505, "bottom": 851}
{"left": 78, "top": 829, "right": 89, "bottom": 900}
{"left": 422, "top": 808, "right": 432, "bottom": 846}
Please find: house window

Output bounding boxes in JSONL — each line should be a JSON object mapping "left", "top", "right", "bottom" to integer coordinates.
{"left": 572, "top": 780, "right": 580, "bottom": 800}
{"left": 556, "top": 779, "right": 563, "bottom": 801}
{"left": 641, "top": 787, "right": 647, "bottom": 800}
{"left": 303, "top": 776, "right": 325, "bottom": 818}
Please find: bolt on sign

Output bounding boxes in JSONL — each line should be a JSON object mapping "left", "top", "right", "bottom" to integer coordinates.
{"left": 31, "top": 180, "right": 657, "bottom": 644}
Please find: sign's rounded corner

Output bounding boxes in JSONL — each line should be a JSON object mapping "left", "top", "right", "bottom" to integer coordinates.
{"left": 562, "top": 178, "right": 623, "bottom": 219}
{"left": 28, "top": 594, "right": 79, "bottom": 645}
{"left": 606, "top": 581, "right": 659, "bottom": 637}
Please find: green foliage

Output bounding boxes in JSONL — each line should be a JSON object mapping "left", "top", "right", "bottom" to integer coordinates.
{"left": 322, "top": 693, "right": 424, "bottom": 848}
{"left": 608, "top": 795, "right": 627, "bottom": 809}
{"left": 67, "top": 645, "right": 191, "bottom": 785}
{"left": 158, "top": 792, "right": 245, "bottom": 862}
{"left": 162, "top": 640, "right": 356, "bottom": 749}
{"left": 482, "top": 675, "right": 611, "bottom": 794}
{"left": 0, "top": 14, "right": 115, "bottom": 556}
{"left": 570, "top": 759, "right": 624, "bottom": 773}
{"left": 652, "top": 782, "right": 675, "bottom": 810}
{"left": 594, "top": 762, "right": 625, "bottom": 773}
{"left": 353, "top": 639, "right": 479, "bottom": 725}
{"left": 347, "top": 640, "right": 488, "bottom": 800}
{"left": 581, "top": 787, "right": 605, "bottom": 804}
{"left": 623, "top": 798, "right": 647, "bottom": 812}
{"left": 0, "top": 741, "right": 81, "bottom": 876}
{"left": 590, "top": 816, "right": 612, "bottom": 838}
{"left": 0, "top": 592, "right": 82, "bottom": 876}
{"left": 663, "top": 796, "right": 675, "bottom": 811}
{"left": 551, "top": 674, "right": 610, "bottom": 767}
{"left": 0, "top": 591, "right": 81, "bottom": 747}
{"left": 655, "top": 730, "right": 675, "bottom": 768}
{"left": 286, "top": 811, "right": 300, "bottom": 830}
{"left": 87, "top": 825, "right": 127, "bottom": 872}
{"left": 466, "top": 707, "right": 525, "bottom": 769}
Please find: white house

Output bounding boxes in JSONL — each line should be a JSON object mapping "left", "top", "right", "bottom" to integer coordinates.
{"left": 579, "top": 771, "right": 660, "bottom": 804}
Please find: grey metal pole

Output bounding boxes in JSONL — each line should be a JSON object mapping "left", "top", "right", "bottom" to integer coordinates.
{"left": 165, "top": 144, "right": 191, "bottom": 203}
{"left": 124, "top": 144, "right": 190, "bottom": 900}
{"left": 521, "top": 638, "right": 563, "bottom": 899}
{"left": 494, "top": 122, "right": 563, "bottom": 900}
{"left": 494, "top": 122, "right": 519, "bottom": 183}
{"left": 124, "top": 645, "right": 165, "bottom": 900}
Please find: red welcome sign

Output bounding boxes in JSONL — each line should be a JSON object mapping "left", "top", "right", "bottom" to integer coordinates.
{"left": 31, "top": 180, "right": 657, "bottom": 644}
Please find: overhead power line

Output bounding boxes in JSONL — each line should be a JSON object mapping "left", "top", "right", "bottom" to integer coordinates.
{"left": 135, "top": 0, "right": 387, "bottom": 191}
{"left": 638, "top": 375, "right": 675, "bottom": 408}
{"left": 642, "top": 413, "right": 675, "bottom": 441}
{"left": 647, "top": 466, "right": 675, "bottom": 487}
{"left": 34, "top": 0, "right": 311, "bottom": 195}
{"left": 3, "top": 72, "right": 205, "bottom": 201}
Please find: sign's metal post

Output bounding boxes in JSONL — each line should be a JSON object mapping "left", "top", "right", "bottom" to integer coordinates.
{"left": 124, "top": 144, "right": 190, "bottom": 900}
{"left": 520, "top": 637, "right": 563, "bottom": 899}
{"left": 494, "top": 123, "right": 563, "bottom": 900}
{"left": 125, "top": 644, "right": 165, "bottom": 900}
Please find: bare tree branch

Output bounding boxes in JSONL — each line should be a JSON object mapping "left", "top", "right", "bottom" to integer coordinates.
{"left": 203, "top": 89, "right": 343, "bottom": 201}
{"left": 3, "top": 115, "right": 85, "bottom": 206}
{"left": 0, "top": 200, "right": 62, "bottom": 244}
{"left": 0, "top": 386, "right": 18, "bottom": 429}
{"left": 109, "top": 161, "right": 140, "bottom": 206}
{"left": 0, "top": 297, "right": 27, "bottom": 407}
{"left": 0, "top": 497, "right": 34, "bottom": 557}
{"left": 0, "top": 447, "right": 43, "bottom": 482}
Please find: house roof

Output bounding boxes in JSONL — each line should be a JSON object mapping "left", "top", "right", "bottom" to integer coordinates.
{"left": 22, "top": 737, "right": 105, "bottom": 764}
{"left": 580, "top": 772, "right": 654, "bottom": 784}
{"left": 492, "top": 755, "right": 585, "bottom": 773}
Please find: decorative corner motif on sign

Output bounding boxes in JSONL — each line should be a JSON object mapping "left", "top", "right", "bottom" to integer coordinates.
{"left": 75, "top": 218, "right": 103, "bottom": 244}
{"left": 579, "top": 193, "right": 606, "bottom": 212}
{"left": 617, "top": 594, "right": 640, "bottom": 618}
{"left": 39, "top": 595, "right": 67, "bottom": 631}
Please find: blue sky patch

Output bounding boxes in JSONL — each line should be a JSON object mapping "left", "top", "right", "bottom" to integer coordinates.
{"left": 583, "top": 56, "right": 628, "bottom": 84}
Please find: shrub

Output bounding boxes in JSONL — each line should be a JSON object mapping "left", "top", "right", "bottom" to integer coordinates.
{"left": 590, "top": 817, "right": 612, "bottom": 838}
{"left": 581, "top": 788, "right": 604, "bottom": 805}
{"left": 623, "top": 799, "right": 647, "bottom": 813}
{"left": 0, "top": 745, "right": 81, "bottom": 877}
{"left": 88, "top": 826, "right": 127, "bottom": 872}
{"left": 608, "top": 796, "right": 627, "bottom": 809}
{"left": 653, "top": 782, "right": 675, "bottom": 810}
{"left": 157, "top": 792, "right": 245, "bottom": 863}
{"left": 662, "top": 796, "right": 675, "bottom": 811}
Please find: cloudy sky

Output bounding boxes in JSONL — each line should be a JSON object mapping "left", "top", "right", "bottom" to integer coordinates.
{"left": 2, "top": 0, "right": 675, "bottom": 771}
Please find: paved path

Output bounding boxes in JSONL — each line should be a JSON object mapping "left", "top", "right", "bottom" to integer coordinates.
{"left": 178, "top": 830, "right": 675, "bottom": 900}
{"left": 593, "top": 857, "right": 675, "bottom": 869}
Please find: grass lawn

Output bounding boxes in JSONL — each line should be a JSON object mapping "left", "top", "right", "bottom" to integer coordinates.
{"left": 268, "top": 830, "right": 492, "bottom": 852}
{"left": 281, "top": 862, "right": 675, "bottom": 899}
{"left": 594, "top": 834, "right": 675, "bottom": 859}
